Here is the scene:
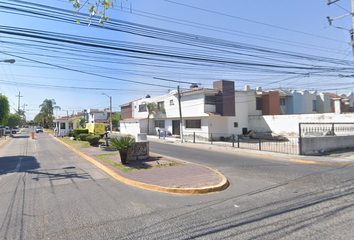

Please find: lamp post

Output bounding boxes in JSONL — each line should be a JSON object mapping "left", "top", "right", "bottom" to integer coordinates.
{"left": 102, "top": 93, "right": 112, "bottom": 133}
{"left": 0, "top": 59, "right": 15, "bottom": 64}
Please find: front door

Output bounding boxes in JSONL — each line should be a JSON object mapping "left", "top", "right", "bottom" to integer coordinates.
{"left": 172, "top": 120, "right": 180, "bottom": 135}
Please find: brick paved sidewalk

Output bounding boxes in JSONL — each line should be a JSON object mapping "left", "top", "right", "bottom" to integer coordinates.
{"left": 79, "top": 147, "right": 223, "bottom": 189}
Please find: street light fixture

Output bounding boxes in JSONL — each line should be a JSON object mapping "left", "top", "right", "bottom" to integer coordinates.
{"left": 102, "top": 93, "right": 112, "bottom": 133}
{"left": 0, "top": 59, "right": 15, "bottom": 64}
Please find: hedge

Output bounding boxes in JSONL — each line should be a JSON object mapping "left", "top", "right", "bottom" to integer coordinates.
{"left": 73, "top": 129, "right": 88, "bottom": 137}
{"left": 87, "top": 135, "right": 101, "bottom": 145}
{"left": 78, "top": 133, "right": 90, "bottom": 141}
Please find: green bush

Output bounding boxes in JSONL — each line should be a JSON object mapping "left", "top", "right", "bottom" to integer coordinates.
{"left": 73, "top": 129, "right": 88, "bottom": 137}
{"left": 87, "top": 135, "right": 100, "bottom": 145}
{"left": 78, "top": 133, "right": 90, "bottom": 141}
{"left": 68, "top": 132, "right": 74, "bottom": 137}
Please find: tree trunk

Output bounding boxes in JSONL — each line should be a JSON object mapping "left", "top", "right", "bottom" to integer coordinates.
{"left": 147, "top": 117, "right": 150, "bottom": 135}
{"left": 119, "top": 149, "right": 128, "bottom": 164}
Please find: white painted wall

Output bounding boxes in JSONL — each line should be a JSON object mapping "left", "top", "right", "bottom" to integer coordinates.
{"left": 234, "top": 91, "right": 250, "bottom": 134}
{"left": 347, "top": 92, "right": 354, "bottom": 108}
{"left": 246, "top": 90, "right": 262, "bottom": 116}
{"left": 120, "top": 121, "right": 141, "bottom": 136}
{"left": 301, "top": 136, "right": 354, "bottom": 155}
{"left": 317, "top": 93, "right": 333, "bottom": 113}
{"left": 249, "top": 113, "right": 354, "bottom": 136}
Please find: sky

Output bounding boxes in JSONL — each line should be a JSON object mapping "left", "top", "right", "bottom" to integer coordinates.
{"left": 0, "top": 0, "right": 354, "bottom": 121}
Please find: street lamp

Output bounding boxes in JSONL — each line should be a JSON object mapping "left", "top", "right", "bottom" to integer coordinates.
{"left": 102, "top": 93, "right": 112, "bottom": 133}
{"left": 0, "top": 59, "right": 15, "bottom": 64}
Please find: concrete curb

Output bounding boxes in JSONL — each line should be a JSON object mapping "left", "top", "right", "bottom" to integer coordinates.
{"left": 0, "top": 135, "right": 10, "bottom": 150}
{"left": 50, "top": 134, "right": 229, "bottom": 194}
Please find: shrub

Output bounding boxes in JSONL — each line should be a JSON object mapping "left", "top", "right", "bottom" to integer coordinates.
{"left": 73, "top": 129, "right": 88, "bottom": 137}
{"left": 87, "top": 135, "right": 101, "bottom": 145}
{"left": 78, "top": 133, "right": 90, "bottom": 141}
{"left": 68, "top": 132, "right": 74, "bottom": 137}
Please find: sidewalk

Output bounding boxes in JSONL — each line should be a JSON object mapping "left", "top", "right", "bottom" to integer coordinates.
{"left": 53, "top": 135, "right": 229, "bottom": 194}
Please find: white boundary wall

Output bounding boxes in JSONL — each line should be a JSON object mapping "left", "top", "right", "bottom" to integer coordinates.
{"left": 301, "top": 136, "right": 354, "bottom": 155}
{"left": 249, "top": 113, "right": 354, "bottom": 136}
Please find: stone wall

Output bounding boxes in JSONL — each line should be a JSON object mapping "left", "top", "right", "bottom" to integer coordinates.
{"left": 127, "top": 142, "right": 149, "bottom": 161}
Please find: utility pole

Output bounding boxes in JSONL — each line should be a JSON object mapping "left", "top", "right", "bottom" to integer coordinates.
{"left": 22, "top": 104, "right": 27, "bottom": 122}
{"left": 327, "top": 0, "right": 354, "bottom": 61}
{"left": 109, "top": 96, "right": 113, "bottom": 133}
{"left": 15, "top": 91, "right": 23, "bottom": 114}
{"left": 177, "top": 86, "right": 183, "bottom": 143}
{"left": 351, "top": 0, "right": 354, "bottom": 61}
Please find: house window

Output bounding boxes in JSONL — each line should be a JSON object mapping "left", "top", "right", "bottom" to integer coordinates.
{"left": 155, "top": 120, "right": 165, "bottom": 128}
{"left": 69, "top": 122, "right": 73, "bottom": 129}
{"left": 312, "top": 100, "right": 317, "bottom": 111}
{"left": 256, "top": 98, "right": 262, "bottom": 110}
{"left": 234, "top": 122, "right": 238, "bottom": 128}
{"left": 186, "top": 119, "right": 201, "bottom": 128}
{"left": 170, "top": 99, "right": 174, "bottom": 105}
{"left": 157, "top": 101, "right": 164, "bottom": 109}
{"left": 280, "top": 98, "right": 285, "bottom": 106}
{"left": 205, "top": 95, "right": 216, "bottom": 105}
{"left": 139, "top": 104, "right": 147, "bottom": 111}
{"left": 60, "top": 123, "right": 66, "bottom": 129}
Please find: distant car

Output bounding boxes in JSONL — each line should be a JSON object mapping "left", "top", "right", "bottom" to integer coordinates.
{"left": 36, "top": 126, "right": 43, "bottom": 133}
{"left": 12, "top": 126, "right": 19, "bottom": 134}
{"left": 25, "top": 125, "right": 29, "bottom": 128}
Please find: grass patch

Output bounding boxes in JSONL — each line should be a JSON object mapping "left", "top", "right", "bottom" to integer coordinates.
{"left": 94, "top": 153, "right": 135, "bottom": 172}
{"left": 58, "top": 137, "right": 105, "bottom": 150}
{"left": 94, "top": 153, "right": 184, "bottom": 172}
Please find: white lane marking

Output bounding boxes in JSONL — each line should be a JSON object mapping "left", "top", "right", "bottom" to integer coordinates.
{"left": 8, "top": 157, "right": 23, "bottom": 173}
{"left": 234, "top": 205, "right": 240, "bottom": 208}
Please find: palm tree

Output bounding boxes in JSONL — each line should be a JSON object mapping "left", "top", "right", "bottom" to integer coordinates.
{"left": 39, "top": 99, "right": 61, "bottom": 117}
{"left": 145, "top": 102, "right": 165, "bottom": 135}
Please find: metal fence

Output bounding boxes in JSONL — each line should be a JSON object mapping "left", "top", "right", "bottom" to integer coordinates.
{"left": 183, "top": 132, "right": 299, "bottom": 155}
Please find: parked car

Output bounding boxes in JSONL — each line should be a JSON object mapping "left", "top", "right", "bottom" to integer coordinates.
{"left": 36, "top": 126, "right": 43, "bottom": 133}
{"left": 12, "top": 126, "right": 19, "bottom": 134}
{"left": 25, "top": 125, "right": 29, "bottom": 128}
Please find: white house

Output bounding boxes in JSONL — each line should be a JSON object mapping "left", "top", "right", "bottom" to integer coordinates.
{"left": 76, "top": 109, "right": 115, "bottom": 125}
{"left": 120, "top": 80, "right": 252, "bottom": 140}
{"left": 53, "top": 118, "right": 80, "bottom": 136}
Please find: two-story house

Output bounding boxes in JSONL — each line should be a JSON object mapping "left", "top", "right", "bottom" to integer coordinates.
{"left": 76, "top": 109, "right": 115, "bottom": 124}
{"left": 120, "top": 80, "right": 251, "bottom": 139}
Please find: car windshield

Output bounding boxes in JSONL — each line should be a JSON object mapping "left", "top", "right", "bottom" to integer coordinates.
{"left": 36, "top": 127, "right": 43, "bottom": 129}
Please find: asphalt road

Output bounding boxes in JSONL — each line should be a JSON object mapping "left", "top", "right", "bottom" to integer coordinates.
{"left": 0, "top": 129, "right": 353, "bottom": 239}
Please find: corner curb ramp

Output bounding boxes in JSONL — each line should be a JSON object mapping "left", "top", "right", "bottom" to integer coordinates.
{"left": 50, "top": 134, "right": 229, "bottom": 194}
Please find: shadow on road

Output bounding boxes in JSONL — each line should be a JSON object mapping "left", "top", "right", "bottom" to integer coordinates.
{"left": 0, "top": 155, "right": 40, "bottom": 176}
{"left": 11, "top": 135, "right": 30, "bottom": 139}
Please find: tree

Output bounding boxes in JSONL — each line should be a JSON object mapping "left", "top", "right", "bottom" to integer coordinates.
{"left": 39, "top": 99, "right": 61, "bottom": 117}
{"left": 112, "top": 114, "right": 121, "bottom": 126}
{"left": 144, "top": 102, "right": 165, "bottom": 135}
{"left": 0, "top": 94, "right": 9, "bottom": 125}
{"left": 76, "top": 117, "right": 86, "bottom": 128}
{"left": 70, "top": 0, "right": 127, "bottom": 26}
{"left": 34, "top": 112, "right": 46, "bottom": 126}
{"left": 7, "top": 113, "right": 21, "bottom": 132}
